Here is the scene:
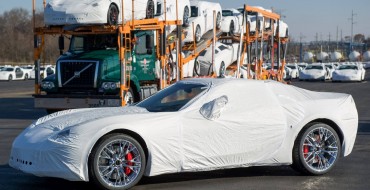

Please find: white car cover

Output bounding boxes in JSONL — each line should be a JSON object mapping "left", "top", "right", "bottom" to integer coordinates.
{"left": 9, "top": 79, "right": 358, "bottom": 182}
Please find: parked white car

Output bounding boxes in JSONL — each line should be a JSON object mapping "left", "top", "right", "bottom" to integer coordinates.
{"left": 195, "top": 42, "right": 238, "bottom": 77}
{"left": 44, "top": 0, "right": 190, "bottom": 27}
{"left": 0, "top": 66, "right": 28, "bottom": 81}
{"left": 332, "top": 64, "right": 366, "bottom": 82}
{"left": 299, "top": 63, "right": 330, "bottom": 81}
{"left": 286, "top": 63, "right": 299, "bottom": 79}
{"left": 21, "top": 65, "right": 34, "bottom": 79}
{"left": 30, "top": 65, "right": 56, "bottom": 80}
{"left": 221, "top": 8, "right": 243, "bottom": 36}
{"left": 9, "top": 79, "right": 358, "bottom": 190}
{"left": 184, "top": 1, "right": 222, "bottom": 42}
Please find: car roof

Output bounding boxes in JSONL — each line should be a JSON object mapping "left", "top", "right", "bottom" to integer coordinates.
{"left": 179, "top": 78, "right": 269, "bottom": 88}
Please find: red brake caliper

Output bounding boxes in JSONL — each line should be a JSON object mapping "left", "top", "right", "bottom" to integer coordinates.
{"left": 303, "top": 145, "right": 309, "bottom": 158}
{"left": 125, "top": 152, "right": 133, "bottom": 175}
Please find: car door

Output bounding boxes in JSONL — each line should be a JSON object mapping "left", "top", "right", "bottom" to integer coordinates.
{"left": 15, "top": 68, "right": 23, "bottom": 79}
{"left": 180, "top": 81, "right": 287, "bottom": 170}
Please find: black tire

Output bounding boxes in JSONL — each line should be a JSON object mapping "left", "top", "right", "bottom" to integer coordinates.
{"left": 219, "top": 61, "right": 226, "bottom": 77}
{"left": 216, "top": 12, "right": 221, "bottom": 29}
{"left": 229, "top": 21, "right": 235, "bottom": 36}
{"left": 146, "top": 0, "right": 155, "bottom": 19}
{"left": 193, "top": 60, "right": 201, "bottom": 76}
{"left": 292, "top": 122, "right": 341, "bottom": 175}
{"left": 24, "top": 74, "right": 28, "bottom": 80}
{"left": 89, "top": 134, "right": 146, "bottom": 190}
{"left": 124, "top": 87, "right": 136, "bottom": 105}
{"left": 195, "top": 25, "right": 201, "bottom": 43}
{"left": 107, "top": 4, "right": 119, "bottom": 25}
{"left": 183, "top": 6, "right": 190, "bottom": 27}
{"left": 8, "top": 75, "right": 13, "bottom": 82}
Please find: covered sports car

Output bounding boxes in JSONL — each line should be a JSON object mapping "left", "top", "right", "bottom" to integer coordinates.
{"left": 332, "top": 64, "right": 366, "bottom": 82}
{"left": 10, "top": 79, "right": 358, "bottom": 190}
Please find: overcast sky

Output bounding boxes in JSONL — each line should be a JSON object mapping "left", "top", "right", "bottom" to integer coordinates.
{"left": 1, "top": 0, "right": 369, "bottom": 42}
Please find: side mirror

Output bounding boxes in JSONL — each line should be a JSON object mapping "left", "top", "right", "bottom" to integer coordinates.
{"left": 200, "top": 95, "right": 228, "bottom": 121}
{"left": 58, "top": 35, "right": 64, "bottom": 55}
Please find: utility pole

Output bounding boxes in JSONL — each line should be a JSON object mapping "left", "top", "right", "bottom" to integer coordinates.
{"left": 349, "top": 10, "right": 357, "bottom": 43}
{"left": 299, "top": 33, "right": 306, "bottom": 62}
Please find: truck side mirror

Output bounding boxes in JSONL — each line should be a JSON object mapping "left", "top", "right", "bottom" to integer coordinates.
{"left": 146, "top": 35, "right": 154, "bottom": 50}
{"left": 58, "top": 35, "right": 64, "bottom": 55}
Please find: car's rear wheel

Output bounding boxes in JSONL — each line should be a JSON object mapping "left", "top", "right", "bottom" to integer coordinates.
{"left": 107, "top": 4, "right": 119, "bottom": 25}
{"left": 216, "top": 12, "right": 221, "bottom": 29}
{"left": 183, "top": 6, "right": 190, "bottom": 27}
{"left": 229, "top": 21, "right": 235, "bottom": 36}
{"left": 292, "top": 122, "right": 341, "bottom": 175}
{"left": 89, "top": 134, "right": 146, "bottom": 190}
{"left": 194, "top": 25, "right": 201, "bottom": 43}
{"left": 8, "top": 75, "right": 13, "bottom": 82}
{"left": 146, "top": 0, "right": 155, "bottom": 19}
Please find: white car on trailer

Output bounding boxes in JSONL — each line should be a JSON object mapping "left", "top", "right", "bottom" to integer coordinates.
{"left": 195, "top": 42, "right": 239, "bottom": 77}
{"left": 221, "top": 8, "right": 243, "bottom": 36}
{"left": 184, "top": 0, "right": 222, "bottom": 42}
{"left": 45, "top": 0, "right": 190, "bottom": 28}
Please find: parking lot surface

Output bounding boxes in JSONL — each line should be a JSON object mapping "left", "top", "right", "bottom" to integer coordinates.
{"left": 1, "top": 73, "right": 370, "bottom": 190}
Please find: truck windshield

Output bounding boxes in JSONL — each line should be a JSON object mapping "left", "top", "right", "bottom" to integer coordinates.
{"left": 69, "top": 34, "right": 117, "bottom": 53}
{"left": 136, "top": 83, "right": 207, "bottom": 112}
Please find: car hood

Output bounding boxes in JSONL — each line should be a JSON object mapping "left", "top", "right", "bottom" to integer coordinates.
{"left": 334, "top": 70, "right": 358, "bottom": 75}
{"left": 24, "top": 106, "right": 149, "bottom": 138}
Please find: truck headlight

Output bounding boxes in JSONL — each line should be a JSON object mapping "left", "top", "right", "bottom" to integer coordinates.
{"left": 102, "top": 82, "right": 119, "bottom": 90}
{"left": 41, "top": 81, "right": 55, "bottom": 89}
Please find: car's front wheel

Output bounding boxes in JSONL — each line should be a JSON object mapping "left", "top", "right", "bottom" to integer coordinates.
{"left": 8, "top": 75, "right": 13, "bottom": 82}
{"left": 183, "top": 6, "right": 190, "bottom": 27}
{"left": 195, "top": 25, "right": 201, "bottom": 42}
{"left": 89, "top": 134, "right": 146, "bottom": 190}
{"left": 219, "top": 61, "right": 226, "bottom": 77}
{"left": 24, "top": 74, "right": 28, "bottom": 80}
{"left": 292, "top": 122, "right": 341, "bottom": 175}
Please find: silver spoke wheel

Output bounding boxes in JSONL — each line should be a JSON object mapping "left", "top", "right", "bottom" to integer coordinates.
{"left": 302, "top": 127, "right": 338, "bottom": 172}
{"left": 90, "top": 134, "right": 146, "bottom": 190}
{"left": 292, "top": 123, "right": 341, "bottom": 175}
{"left": 195, "top": 25, "right": 201, "bottom": 42}
{"left": 98, "top": 139, "right": 142, "bottom": 187}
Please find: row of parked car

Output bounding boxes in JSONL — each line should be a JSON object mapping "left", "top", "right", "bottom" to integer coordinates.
{"left": 0, "top": 65, "right": 55, "bottom": 81}
{"left": 284, "top": 62, "right": 367, "bottom": 82}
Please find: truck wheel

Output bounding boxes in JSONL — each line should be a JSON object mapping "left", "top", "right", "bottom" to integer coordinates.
{"left": 292, "top": 122, "right": 341, "bottom": 175}
{"left": 8, "top": 75, "right": 13, "bottom": 82}
{"left": 107, "top": 4, "right": 119, "bottom": 25}
{"left": 146, "top": 0, "right": 154, "bottom": 19}
{"left": 89, "top": 134, "right": 146, "bottom": 190}
{"left": 124, "top": 88, "right": 135, "bottom": 105}
{"left": 183, "top": 6, "right": 190, "bottom": 27}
